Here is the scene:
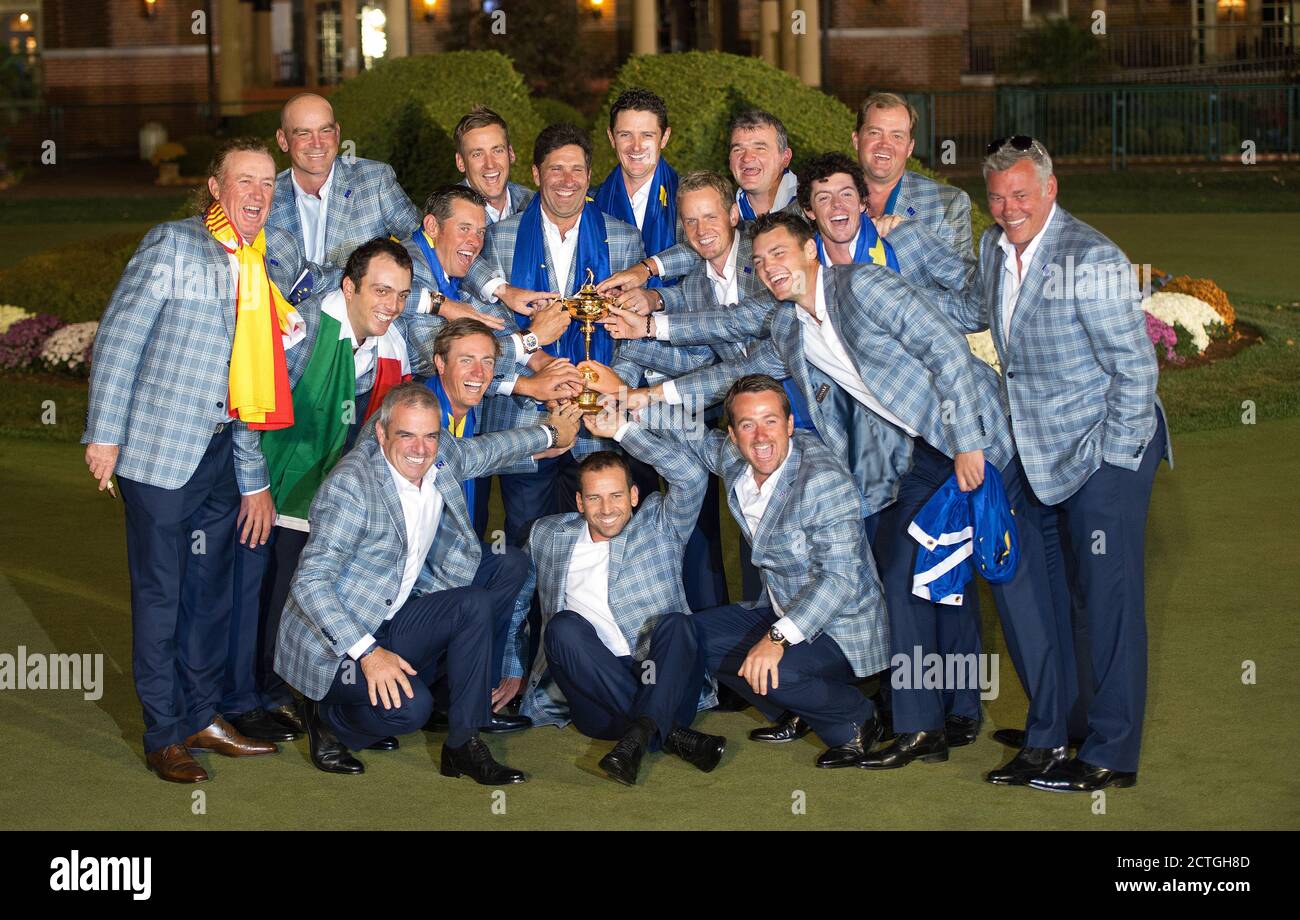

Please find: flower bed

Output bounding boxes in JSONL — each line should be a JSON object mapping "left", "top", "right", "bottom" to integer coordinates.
{"left": 1141, "top": 271, "right": 1243, "bottom": 368}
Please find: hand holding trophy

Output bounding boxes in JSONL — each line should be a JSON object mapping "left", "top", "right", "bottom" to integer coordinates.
{"left": 558, "top": 268, "right": 618, "bottom": 413}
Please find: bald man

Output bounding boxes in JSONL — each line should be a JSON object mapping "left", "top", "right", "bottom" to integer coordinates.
{"left": 269, "top": 93, "right": 421, "bottom": 282}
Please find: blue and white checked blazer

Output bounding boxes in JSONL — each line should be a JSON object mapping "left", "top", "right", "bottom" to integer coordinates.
{"left": 944, "top": 206, "right": 1171, "bottom": 505}
{"left": 614, "top": 232, "right": 778, "bottom": 382}
{"left": 676, "top": 428, "right": 890, "bottom": 678}
{"left": 460, "top": 206, "right": 647, "bottom": 458}
{"left": 520, "top": 424, "right": 716, "bottom": 727}
{"left": 891, "top": 170, "right": 975, "bottom": 264}
{"left": 84, "top": 216, "right": 308, "bottom": 494}
{"left": 268, "top": 157, "right": 420, "bottom": 271}
{"left": 652, "top": 195, "right": 806, "bottom": 281}
{"left": 274, "top": 424, "right": 551, "bottom": 701}
{"left": 664, "top": 264, "right": 1014, "bottom": 515}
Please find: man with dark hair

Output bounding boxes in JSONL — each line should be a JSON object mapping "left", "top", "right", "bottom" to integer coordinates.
{"left": 625, "top": 375, "right": 890, "bottom": 769}
{"left": 269, "top": 93, "right": 419, "bottom": 281}
{"left": 85, "top": 138, "right": 312, "bottom": 782}
{"left": 458, "top": 123, "right": 647, "bottom": 548}
{"left": 853, "top": 91, "right": 974, "bottom": 265}
{"left": 454, "top": 106, "right": 534, "bottom": 224}
{"left": 521, "top": 413, "right": 726, "bottom": 786}
{"left": 275, "top": 382, "right": 582, "bottom": 781}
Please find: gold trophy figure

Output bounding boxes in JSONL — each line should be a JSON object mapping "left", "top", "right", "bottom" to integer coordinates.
{"left": 559, "top": 268, "right": 615, "bottom": 413}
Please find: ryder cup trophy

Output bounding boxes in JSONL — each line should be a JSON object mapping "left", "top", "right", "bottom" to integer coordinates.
{"left": 559, "top": 268, "right": 615, "bottom": 414}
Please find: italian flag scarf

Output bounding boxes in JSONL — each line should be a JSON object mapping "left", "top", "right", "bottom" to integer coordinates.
{"left": 205, "top": 202, "right": 303, "bottom": 430}
{"left": 260, "top": 289, "right": 411, "bottom": 529}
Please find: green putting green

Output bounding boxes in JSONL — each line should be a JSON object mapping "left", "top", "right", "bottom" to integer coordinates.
{"left": 1, "top": 420, "right": 1296, "bottom": 830}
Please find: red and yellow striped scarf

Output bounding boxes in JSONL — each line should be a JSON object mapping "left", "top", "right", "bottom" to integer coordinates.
{"left": 205, "top": 202, "right": 296, "bottom": 430}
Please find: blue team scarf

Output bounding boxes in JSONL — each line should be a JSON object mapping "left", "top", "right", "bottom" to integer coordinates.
{"left": 412, "top": 230, "right": 463, "bottom": 300}
{"left": 737, "top": 168, "right": 795, "bottom": 221}
{"left": 883, "top": 178, "right": 904, "bottom": 216}
{"left": 509, "top": 194, "right": 613, "bottom": 366}
{"left": 594, "top": 158, "right": 679, "bottom": 290}
{"left": 815, "top": 221, "right": 900, "bottom": 272}
{"left": 426, "top": 374, "right": 477, "bottom": 512}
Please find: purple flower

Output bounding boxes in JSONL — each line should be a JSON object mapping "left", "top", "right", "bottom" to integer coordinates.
{"left": 0, "top": 313, "right": 65, "bottom": 371}
{"left": 1145, "top": 311, "right": 1178, "bottom": 363}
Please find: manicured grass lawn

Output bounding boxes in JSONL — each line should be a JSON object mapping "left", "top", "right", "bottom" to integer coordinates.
{"left": 2, "top": 422, "right": 1295, "bottom": 830}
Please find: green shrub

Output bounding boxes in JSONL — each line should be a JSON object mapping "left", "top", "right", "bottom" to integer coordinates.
{"left": 223, "top": 108, "right": 290, "bottom": 170}
{"left": 532, "top": 96, "right": 590, "bottom": 132}
{"left": 177, "top": 134, "right": 220, "bottom": 177}
{"left": 591, "top": 52, "right": 993, "bottom": 251}
{"left": 325, "top": 51, "right": 543, "bottom": 201}
{"left": 0, "top": 232, "right": 144, "bottom": 324}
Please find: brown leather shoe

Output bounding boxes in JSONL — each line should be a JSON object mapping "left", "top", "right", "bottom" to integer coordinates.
{"left": 146, "top": 744, "right": 210, "bottom": 783}
{"left": 185, "top": 715, "right": 279, "bottom": 757}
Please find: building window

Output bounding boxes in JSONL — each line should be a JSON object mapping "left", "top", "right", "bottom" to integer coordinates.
{"left": 316, "top": 1, "right": 342, "bottom": 85}
{"left": 1023, "top": 0, "right": 1068, "bottom": 22}
{"left": 358, "top": 3, "right": 387, "bottom": 70}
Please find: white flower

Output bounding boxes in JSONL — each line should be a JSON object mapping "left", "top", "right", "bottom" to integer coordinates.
{"left": 1141, "top": 292, "right": 1220, "bottom": 354}
{"left": 0, "top": 305, "right": 32, "bottom": 335}
{"left": 40, "top": 321, "right": 98, "bottom": 372}
{"left": 967, "top": 330, "right": 1001, "bottom": 373}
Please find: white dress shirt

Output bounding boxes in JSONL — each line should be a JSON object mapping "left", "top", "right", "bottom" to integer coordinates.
{"left": 482, "top": 211, "right": 582, "bottom": 306}
{"left": 628, "top": 174, "right": 652, "bottom": 230}
{"left": 292, "top": 164, "right": 336, "bottom": 265}
{"left": 997, "top": 203, "right": 1057, "bottom": 345}
{"left": 485, "top": 199, "right": 505, "bottom": 225}
{"left": 346, "top": 457, "right": 444, "bottom": 660}
{"left": 563, "top": 525, "right": 632, "bottom": 657}
{"left": 653, "top": 235, "right": 739, "bottom": 344}
{"left": 795, "top": 270, "right": 920, "bottom": 438}
{"left": 732, "top": 449, "right": 805, "bottom": 645}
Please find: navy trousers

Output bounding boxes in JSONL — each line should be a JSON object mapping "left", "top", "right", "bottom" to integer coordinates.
{"left": 694, "top": 603, "right": 874, "bottom": 747}
{"left": 682, "top": 474, "right": 729, "bottom": 611}
{"left": 499, "top": 453, "right": 574, "bottom": 548}
{"left": 320, "top": 586, "right": 494, "bottom": 751}
{"left": 117, "top": 427, "right": 239, "bottom": 753}
{"left": 544, "top": 610, "right": 705, "bottom": 751}
{"left": 871, "top": 438, "right": 985, "bottom": 734}
{"left": 1030, "top": 413, "right": 1166, "bottom": 772}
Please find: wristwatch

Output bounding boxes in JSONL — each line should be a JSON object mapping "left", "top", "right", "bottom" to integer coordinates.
{"left": 428, "top": 291, "right": 446, "bottom": 315}
{"left": 540, "top": 423, "right": 559, "bottom": 448}
{"left": 768, "top": 626, "right": 789, "bottom": 648}
{"left": 521, "top": 331, "right": 540, "bottom": 355}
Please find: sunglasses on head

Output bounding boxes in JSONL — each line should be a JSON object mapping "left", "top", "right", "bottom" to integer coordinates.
{"left": 986, "top": 135, "right": 1037, "bottom": 155}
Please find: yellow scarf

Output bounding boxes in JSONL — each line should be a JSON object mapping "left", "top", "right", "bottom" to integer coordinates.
{"left": 205, "top": 203, "right": 297, "bottom": 430}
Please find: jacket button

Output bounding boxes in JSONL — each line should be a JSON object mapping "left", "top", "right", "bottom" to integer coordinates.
{"left": 216, "top": 400, "right": 224, "bottom": 407}
{"left": 1006, "top": 372, "right": 1015, "bottom": 379}
{"left": 385, "top": 599, "right": 392, "bottom": 606}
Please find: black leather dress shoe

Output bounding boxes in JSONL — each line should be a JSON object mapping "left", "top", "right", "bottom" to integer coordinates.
{"left": 815, "top": 714, "right": 883, "bottom": 768}
{"left": 858, "top": 730, "right": 949, "bottom": 769}
{"left": 302, "top": 700, "right": 364, "bottom": 775}
{"left": 440, "top": 736, "right": 526, "bottom": 785}
{"left": 664, "top": 727, "right": 726, "bottom": 772}
{"left": 713, "top": 683, "right": 752, "bottom": 712}
{"left": 481, "top": 712, "right": 532, "bottom": 734}
{"left": 365, "top": 736, "right": 399, "bottom": 751}
{"left": 986, "top": 745, "right": 1068, "bottom": 786}
{"left": 1028, "top": 757, "right": 1136, "bottom": 793}
{"left": 749, "top": 710, "right": 811, "bottom": 744}
{"left": 229, "top": 707, "right": 301, "bottom": 742}
{"left": 267, "top": 702, "right": 307, "bottom": 735}
{"left": 944, "top": 714, "right": 980, "bottom": 748}
{"left": 424, "top": 710, "right": 450, "bottom": 732}
{"left": 598, "top": 719, "right": 652, "bottom": 786}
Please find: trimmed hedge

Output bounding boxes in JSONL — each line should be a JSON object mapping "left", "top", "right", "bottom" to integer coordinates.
{"left": 0, "top": 231, "right": 144, "bottom": 324}
{"left": 325, "top": 51, "right": 543, "bottom": 201}
{"left": 531, "top": 96, "right": 590, "bottom": 132}
{"left": 591, "top": 52, "right": 993, "bottom": 249}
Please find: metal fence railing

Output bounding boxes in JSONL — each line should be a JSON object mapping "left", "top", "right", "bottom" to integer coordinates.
{"left": 905, "top": 83, "right": 1299, "bottom": 171}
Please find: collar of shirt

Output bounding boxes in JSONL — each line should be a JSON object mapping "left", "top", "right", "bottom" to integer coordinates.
{"left": 628, "top": 173, "right": 653, "bottom": 230}
{"left": 819, "top": 227, "right": 860, "bottom": 267}
{"left": 292, "top": 161, "right": 336, "bottom": 204}
{"left": 996, "top": 202, "right": 1057, "bottom": 279}
{"left": 704, "top": 234, "right": 741, "bottom": 304}
{"left": 383, "top": 452, "right": 437, "bottom": 495}
{"left": 794, "top": 266, "right": 829, "bottom": 329}
{"left": 735, "top": 444, "right": 791, "bottom": 516}
{"left": 542, "top": 209, "right": 582, "bottom": 294}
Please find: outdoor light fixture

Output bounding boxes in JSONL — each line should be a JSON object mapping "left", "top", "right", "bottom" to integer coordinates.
{"left": 142, "top": 0, "right": 158, "bottom": 19}
{"left": 1216, "top": 0, "right": 1246, "bottom": 16}
{"left": 423, "top": 0, "right": 436, "bottom": 22}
